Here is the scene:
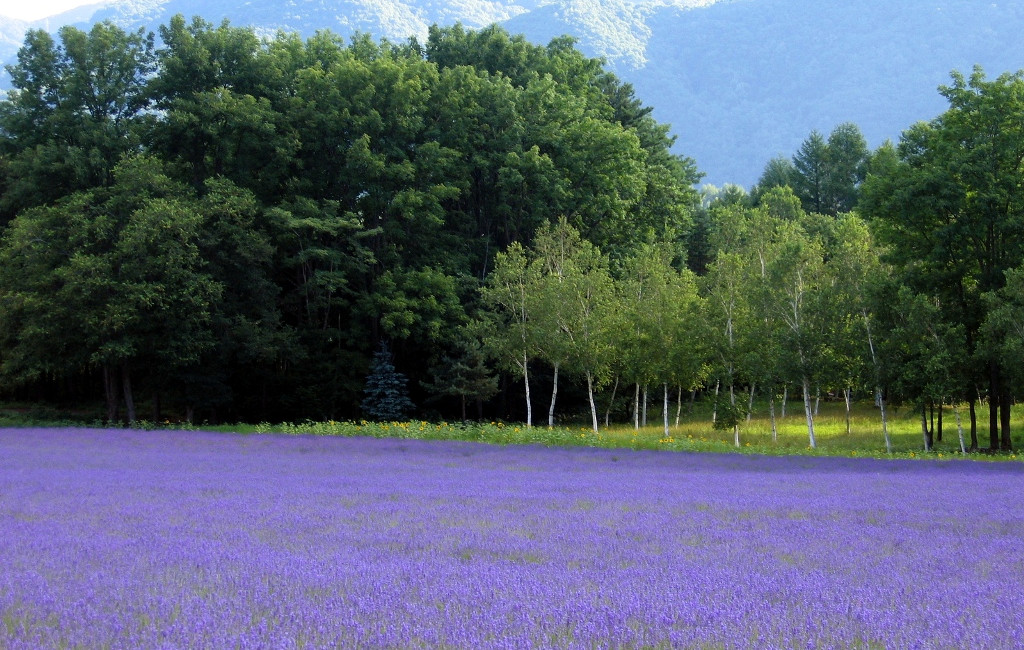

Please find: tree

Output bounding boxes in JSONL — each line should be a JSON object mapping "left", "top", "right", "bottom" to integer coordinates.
{"left": 617, "top": 242, "right": 702, "bottom": 436}
{"left": 765, "top": 220, "right": 829, "bottom": 448}
{"left": 361, "top": 342, "right": 415, "bottom": 421}
{"left": 0, "top": 22, "right": 155, "bottom": 218}
{"left": 701, "top": 250, "right": 748, "bottom": 447}
{"left": 780, "top": 123, "right": 869, "bottom": 216}
{"left": 480, "top": 242, "right": 541, "bottom": 426}
{"left": 822, "top": 122, "right": 869, "bottom": 214}
{"left": 422, "top": 337, "right": 498, "bottom": 421}
{"left": 862, "top": 66, "right": 1024, "bottom": 451}
{"left": 529, "top": 218, "right": 581, "bottom": 427}
{"left": 791, "top": 130, "right": 829, "bottom": 215}
{"left": 751, "top": 156, "right": 795, "bottom": 205}
{"left": 525, "top": 218, "right": 615, "bottom": 432}
{"left": 828, "top": 213, "right": 894, "bottom": 451}
{"left": 0, "top": 155, "right": 220, "bottom": 422}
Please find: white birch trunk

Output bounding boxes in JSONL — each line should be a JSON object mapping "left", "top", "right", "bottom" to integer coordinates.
{"left": 586, "top": 372, "right": 599, "bottom": 433}
{"left": 604, "top": 376, "right": 618, "bottom": 428}
{"left": 642, "top": 386, "right": 648, "bottom": 427}
{"left": 769, "top": 393, "right": 778, "bottom": 443}
{"left": 878, "top": 389, "right": 891, "bottom": 454}
{"left": 730, "top": 383, "right": 739, "bottom": 448}
{"left": 712, "top": 380, "right": 720, "bottom": 424}
{"left": 782, "top": 385, "right": 788, "bottom": 417}
{"left": 747, "top": 383, "right": 756, "bottom": 422}
{"left": 676, "top": 386, "right": 684, "bottom": 427}
{"left": 663, "top": 383, "right": 670, "bottom": 438}
{"left": 548, "top": 363, "right": 559, "bottom": 427}
{"left": 921, "top": 405, "right": 930, "bottom": 452}
{"left": 802, "top": 377, "right": 817, "bottom": 448}
{"left": 634, "top": 383, "right": 640, "bottom": 430}
{"left": 814, "top": 386, "right": 821, "bottom": 416}
{"left": 522, "top": 355, "right": 532, "bottom": 428}
{"left": 863, "top": 309, "right": 890, "bottom": 452}
{"left": 843, "top": 388, "right": 852, "bottom": 436}
{"left": 954, "top": 402, "right": 967, "bottom": 454}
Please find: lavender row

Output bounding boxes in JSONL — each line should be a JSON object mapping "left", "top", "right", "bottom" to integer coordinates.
{"left": 2, "top": 428, "right": 1022, "bottom": 648}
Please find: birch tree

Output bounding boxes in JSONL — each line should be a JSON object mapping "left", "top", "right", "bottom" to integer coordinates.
{"left": 767, "top": 221, "right": 827, "bottom": 448}
{"left": 480, "top": 241, "right": 540, "bottom": 426}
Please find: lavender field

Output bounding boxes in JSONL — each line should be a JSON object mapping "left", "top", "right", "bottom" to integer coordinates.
{"left": 2, "top": 428, "right": 1023, "bottom": 649}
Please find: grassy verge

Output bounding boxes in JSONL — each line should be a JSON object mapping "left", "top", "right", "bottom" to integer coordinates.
{"left": 2, "top": 400, "right": 1021, "bottom": 461}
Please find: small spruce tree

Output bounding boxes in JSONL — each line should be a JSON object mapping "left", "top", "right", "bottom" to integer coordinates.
{"left": 421, "top": 338, "right": 499, "bottom": 421}
{"left": 361, "top": 343, "right": 415, "bottom": 421}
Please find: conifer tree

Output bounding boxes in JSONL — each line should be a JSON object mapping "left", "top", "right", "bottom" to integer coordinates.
{"left": 361, "top": 343, "right": 415, "bottom": 421}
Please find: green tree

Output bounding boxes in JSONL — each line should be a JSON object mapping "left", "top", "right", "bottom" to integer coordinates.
{"left": 862, "top": 66, "right": 1024, "bottom": 451}
{"left": 361, "top": 342, "right": 415, "bottom": 421}
{"left": 617, "top": 242, "right": 702, "bottom": 436}
{"left": 0, "top": 155, "right": 220, "bottom": 422}
{"left": 751, "top": 156, "right": 795, "bottom": 205}
{"left": 822, "top": 122, "right": 869, "bottom": 214}
{"left": 480, "top": 241, "right": 541, "bottom": 426}
{"left": 422, "top": 336, "right": 499, "bottom": 421}
{"left": 791, "top": 130, "right": 829, "bottom": 215}
{"left": 0, "top": 22, "right": 155, "bottom": 217}
{"left": 785, "top": 123, "right": 869, "bottom": 216}
{"left": 765, "top": 220, "right": 829, "bottom": 448}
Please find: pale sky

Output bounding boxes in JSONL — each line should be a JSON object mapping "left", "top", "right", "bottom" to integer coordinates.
{"left": 1, "top": 0, "right": 101, "bottom": 22}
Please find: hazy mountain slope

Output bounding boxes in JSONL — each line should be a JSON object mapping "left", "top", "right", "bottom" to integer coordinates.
{"left": 634, "top": 0, "right": 1024, "bottom": 187}
{"left": 3, "top": 0, "right": 1024, "bottom": 186}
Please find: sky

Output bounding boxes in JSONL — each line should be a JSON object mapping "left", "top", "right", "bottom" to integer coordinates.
{"left": 1, "top": 0, "right": 100, "bottom": 22}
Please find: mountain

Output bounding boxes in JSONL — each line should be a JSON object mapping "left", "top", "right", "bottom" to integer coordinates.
{"left": 2, "top": 0, "right": 1024, "bottom": 187}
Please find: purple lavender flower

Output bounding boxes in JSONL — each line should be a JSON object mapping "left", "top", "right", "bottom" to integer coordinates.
{"left": 1, "top": 428, "right": 1022, "bottom": 648}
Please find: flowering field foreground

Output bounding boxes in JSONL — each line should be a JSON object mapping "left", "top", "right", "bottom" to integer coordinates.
{"left": 2, "top": 429, "right": 1023, "bottom": 649}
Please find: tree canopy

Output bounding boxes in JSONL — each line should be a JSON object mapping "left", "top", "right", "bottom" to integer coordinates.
{"left": 0, "top": 18, "right": 1022, "bottom": 452}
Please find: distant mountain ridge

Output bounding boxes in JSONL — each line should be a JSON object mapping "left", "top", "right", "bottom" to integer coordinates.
{"left": 2, "top": 0, "right": 1024, "bottom": 187}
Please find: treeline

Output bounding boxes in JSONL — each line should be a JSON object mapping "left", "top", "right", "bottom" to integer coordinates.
{"left": 0, "top": 18, "right": 698, "bottom": 423}
{"left": 0, "top": 19, "right": 1022, "bottom": 452}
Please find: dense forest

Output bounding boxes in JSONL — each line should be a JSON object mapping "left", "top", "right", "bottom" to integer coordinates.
{"left": 0, "top": 18, "right": 1022, "bottom": 451}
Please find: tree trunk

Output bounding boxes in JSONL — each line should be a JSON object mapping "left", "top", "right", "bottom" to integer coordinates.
{"left": 989, "top": 364, "right": 999, "bottom": 450}
{"left": 843, "top": 388, "right": 852, "bottom": 436}
{"left": 1000, "top": 390, "right": 1012, "bottom": 451}
{"left": 781, "top": 385, "right": 788, "bottom": 417}
{"left": 523, "top": 356, "right": 532, "bottom": 428}
{"left": 929, "top": 401, "right": 935, "bottom": 440}
{"left": 185, "top": 405, "right": 195, "bottom": 424}
{"left": 548, "top": 363, "right": 559, "bottom": 427}
{"left": 712, "top": 380, "right": 720, "bottom": 424}
{"left": 864, "top": 310, "right": 888, "bottom": 452}
{"left": 663, "top": 383, "right": 670, "bottom": 439}
{"left": 642, "top": 385, "right": 648, "bottom": 427}
{"left": 802, "top": 377, "right": 816, "bottom": 449}
{"left": 676, "top": 385, "right": 684, "bottom": 427}
{"left": 634, "top": 383, "right": 640, "bottom": 430}
{"left": 921, "top": 402, "right": 931, "bottom": 452}
{"left": 969, "top": 393, "right": 978, "bottom": 452}
{"left": 954, "top": 402, "right": 967, "bottom": 454}
{"left": 730, "top": 383, "right": 739, "bottom": 448}
{"left": 746, "top": 383, "right": 755, "bottom": 422}
{"left": 604, "top": 375, "right": 618, "bottom": 428}
{"left": 769, "top": 392, "right": 778, "bottom": 443}
{"left": 586, "top": 372, "right": 599, "bottom": 433}
{"left": 121, "top": 363, "right": 136, "bottom": 425}
{"left": 814, "top": 386, "right": 821, "bottom": 416}
{"left": 879, "top": 389, "right": 891, "bottom": 454}
{"left": 937, "top": 400, "right": 943, "bottom": 442}
{"left": 103, "top": 364, "right": 120, "bottom": 424}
